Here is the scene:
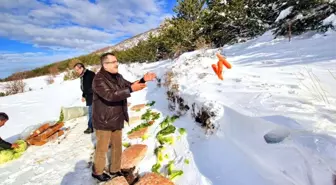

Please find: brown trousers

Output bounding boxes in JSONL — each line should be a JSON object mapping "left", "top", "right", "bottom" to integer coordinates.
{"left": 93, "top": 129, "right": 122, "bottom": 175}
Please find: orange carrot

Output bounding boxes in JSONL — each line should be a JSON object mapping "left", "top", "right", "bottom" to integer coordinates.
{"left": 221, "top": 58, "right": 232, "bottom": 69}
{"left": 218, "top": 60, "right": 223, "bottom": 74}
{"left": 216, "top": 53, "right": 232, "bottom": 69}
{"left": 212, "top": 64, "right": 218, "bottom": 74}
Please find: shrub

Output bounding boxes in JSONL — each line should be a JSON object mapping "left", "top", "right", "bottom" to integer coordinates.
{"left": 45, "top": 75, "right": 55, "bottom": 85}
{"left": 63, "top": 70, "right": 77, "bottom": 81}
{"left": 48, "top": 65, "right": 59, "bottom": 77}
{"left": 4, "top": 78, "right": 26, "bottom": 95}
{"left": 91, "top": 65, "right": 100, "bottom": 73}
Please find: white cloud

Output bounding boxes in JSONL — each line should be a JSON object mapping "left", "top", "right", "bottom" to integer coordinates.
{"left": 0, "top": 50, "right": 85, "bottom": 78}
{"left": 0, "top": 0, "right": 172, "bottom": 51}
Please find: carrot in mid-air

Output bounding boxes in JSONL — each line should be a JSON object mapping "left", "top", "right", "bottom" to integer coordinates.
{"left": 216, "top": 53, "right": 232, "bottom": 69}
{"left": 211, "top": 53, "right": 232, "bottom": 80}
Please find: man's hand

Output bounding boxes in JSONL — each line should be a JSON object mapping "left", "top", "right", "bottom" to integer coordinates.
{"left": 82, "top": 97, "right": 86, "bottom": 102}
{"left": 11, "top": 143, "right": 19, "bottom": 149}
{"left": 131, "top": 81, "right": 146, "bottom": 92}
{"left": 143, "top": 72, "right": 157, "bottom": 82}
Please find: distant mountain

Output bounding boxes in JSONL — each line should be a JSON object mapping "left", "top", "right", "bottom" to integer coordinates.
{"left": 92, "top": 28, "right": 161, "bottom": 54}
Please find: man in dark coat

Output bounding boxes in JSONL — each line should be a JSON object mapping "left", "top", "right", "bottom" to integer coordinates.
{"left": 74, "top": 62, "right": 96, "bottom": 134}
{"left": 91, "top": 52, "right": 156, "bottom": 182}
{"left": 0, "top": 112, "right": 19, "bottom": 150}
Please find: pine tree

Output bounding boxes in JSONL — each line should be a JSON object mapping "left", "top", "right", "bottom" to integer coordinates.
{"left": 161, "top": 0, "right": 208, "bottom": 56}
{"left": 273, "top": 0, "right": 336, "bottom": 38}
{"left": 199, "top": 0, "right": 269, "bottom": 47}
{"left": 174, "top": 0, "right": 207, "bottom": 21}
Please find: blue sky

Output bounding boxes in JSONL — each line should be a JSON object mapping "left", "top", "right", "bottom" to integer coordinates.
{"left": 0, "top": 0, "right": 177, "bottom": 78}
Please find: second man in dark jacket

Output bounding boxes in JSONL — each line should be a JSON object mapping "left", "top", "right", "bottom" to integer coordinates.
{"left": 74, "top": 62, "right": 96, "bottom": 134}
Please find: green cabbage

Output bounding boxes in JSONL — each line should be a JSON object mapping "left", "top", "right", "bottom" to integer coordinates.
{"left": 0, "top": 150, "right": 14, "bottom": 164}
{"left": 13, "top": 152, "right": 23, "bottom": 159}
{"left": 13, "top": 140, "right": 27, "bottom": 153}
{"left": 0, "top": 140, "right": 28, "bottom": 164}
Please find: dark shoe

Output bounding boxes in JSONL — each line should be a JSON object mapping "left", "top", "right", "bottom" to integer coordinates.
{"left": 84, "top": 128, "right": 93, "bottom": 134}
{"left": 123, "top": 170, "right": 139, "bottom": 184}
{"left": 91, "top": 172, "right": 111, "bottom": 181}
{"left": 109, "top": 171, "right": 123, "bottom": 178}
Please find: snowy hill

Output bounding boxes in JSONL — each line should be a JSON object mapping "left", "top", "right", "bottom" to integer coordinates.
{"left": 0, "top": 30, "right": 336, "bottom": 185}
{"left": 92, "top": 28, "right": 161, "bottom": 54}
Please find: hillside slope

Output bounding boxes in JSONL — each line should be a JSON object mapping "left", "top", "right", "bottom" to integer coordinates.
{"left": 0, "top": 30, "right": 336, "bottom": 185}
{"left": 92, "top": 28, "right": 161, "bottom": 54}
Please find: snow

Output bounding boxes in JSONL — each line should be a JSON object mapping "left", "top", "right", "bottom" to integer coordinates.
{"left": 323, "top": 14, "right": 336, "bottom": 27}
{"left": 1, "top": 30, "right": 336, "bottom": 185}
{"left": 275, "top": 6, "right": 294, "bottom": 22}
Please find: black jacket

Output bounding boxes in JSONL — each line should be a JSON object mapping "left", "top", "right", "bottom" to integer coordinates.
{"left": 0, "top": 137, "right": 12, "bottom": 150}
{"left": 80, "top": 69, "right": 96, "bottom": 106}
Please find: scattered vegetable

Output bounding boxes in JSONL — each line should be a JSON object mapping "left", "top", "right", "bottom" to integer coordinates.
{"left": 167, "top": 161, "right": 174, "bottom": 175}
{"left": 127, "top": 122, "right": 151, "bottom": 135}
{"left": 157, "top": 135, "right": 175, "bottom": 145}
{"left": 154, "top": 146, "right": 165, "bottom": 162}
{"left": 13, "top": 140, "right": 27, "bottom": 153}
{"left": 122, "top": 142, "right": 131, "bottom": 148}
{"left": 178, "top": 128, "right": 186, "bottom": 135}
{"left": 141, "top": 109, "right": 152, "bottom": 121}
{"left": 141, "top": 108, "right": 160, "bottom": 121}
{"left": 0, "top": 150, "right": 14, "bottom": 164}
{"left": 141, "top": 134, "right": 149, "bottom": 141}
{"left": 0, "top": 140, "right": 28, "bottom": 164}
{"left": 160, "top": 115, "right": 179, "bottom": 128}
{"left": 151, "top": 163, "right": 161, "bottom": 173}
{"left": 146, "top": 101, "right": 156, "bottom": 106}
{"left": 184, "top": 159, "right": 190, "bottom": 164}
{"left": 170, "top": 115, "right": 179, "bottom": 123}
{"left": 151, "top": 112, "right": 160, "bottom": 120}
{"left": 169, "top": 170, "right": 184, "bottom": 180}
{"left": 157, "top": 125, "right": 176, "bottom": 136}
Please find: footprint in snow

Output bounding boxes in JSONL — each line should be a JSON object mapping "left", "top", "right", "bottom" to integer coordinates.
{"left": 232, "top": 78, "right": 242, "bottom": 83}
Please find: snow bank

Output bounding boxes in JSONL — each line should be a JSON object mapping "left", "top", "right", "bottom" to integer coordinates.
{"left": 152, "top": 30, "right": 336, "bottom": 184}
{"left": 323, "top": 13, "right": 336, "bottom": 27}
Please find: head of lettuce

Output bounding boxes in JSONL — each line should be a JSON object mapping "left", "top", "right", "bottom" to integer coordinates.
{"left": 0, "top": 113, "right": 28, "bottom": 164}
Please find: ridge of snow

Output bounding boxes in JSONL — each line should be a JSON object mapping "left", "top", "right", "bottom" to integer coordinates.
{"left": 323, "top": 13, "right": 336, "bottom": 27}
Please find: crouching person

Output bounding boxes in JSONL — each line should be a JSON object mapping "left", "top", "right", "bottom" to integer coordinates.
{"left": 91, "top": 52, "right": 156, "bottom": 181}
{"left": 0, "top": 113, "right": 19, "bottom": 150}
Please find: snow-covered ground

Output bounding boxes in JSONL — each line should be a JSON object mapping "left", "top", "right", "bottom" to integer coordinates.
{"left": 1, "top": 30, "right": 336, "bottom": 185}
